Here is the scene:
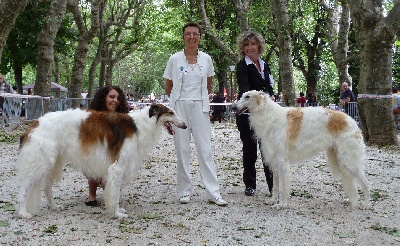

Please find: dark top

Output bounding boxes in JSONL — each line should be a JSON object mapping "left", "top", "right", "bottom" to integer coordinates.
{"left": 341, "top": 89, "right": 355, "bottom": 102}
{"left": 212, "top": 93, "right": 225, "bottom": 111}
{"left": 236, "top": 58, "right": 274, "bottom": 99}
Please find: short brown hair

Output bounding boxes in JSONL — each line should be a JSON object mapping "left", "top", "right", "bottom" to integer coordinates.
{"left": 182, "top": 22, "right": 201, "bottom": 36}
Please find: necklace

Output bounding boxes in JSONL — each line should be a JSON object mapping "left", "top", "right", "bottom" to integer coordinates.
{"left": 184, "top": 49, "right": 198, "bottom": 68}
{"left": 189, "top": 63, "right": 197, "bottom": 70}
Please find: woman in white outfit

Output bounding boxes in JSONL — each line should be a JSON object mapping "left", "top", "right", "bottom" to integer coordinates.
{"left": 163, "top": 22, "right": 227, "bottom": 206}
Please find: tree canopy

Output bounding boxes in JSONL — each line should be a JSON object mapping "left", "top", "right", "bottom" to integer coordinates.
{"left": 0, "top": 0, "right": 399, "bottom": 146}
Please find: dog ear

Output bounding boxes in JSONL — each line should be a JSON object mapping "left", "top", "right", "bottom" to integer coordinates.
{"left": 149, "top": 103, "right": 160, "bottom": 118}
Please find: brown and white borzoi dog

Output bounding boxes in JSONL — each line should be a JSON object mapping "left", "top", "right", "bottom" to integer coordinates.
{"left": 16, "top": 104, "right": 186, "bottom": 219}
{"left": 232, "top": 90, "right": 370, "bottom": 207}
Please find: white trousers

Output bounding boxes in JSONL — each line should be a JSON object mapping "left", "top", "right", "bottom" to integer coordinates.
{"left": 173, "top": 100, "right": 221, "bottom": 200}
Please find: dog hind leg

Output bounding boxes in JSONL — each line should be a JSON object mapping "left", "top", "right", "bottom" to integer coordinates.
{"left": 326, "top": 148, "right": 341, "bottom": 179}
{"left": 44, "top": 156, "right": 65, "bottom": 211}
{"left": 43, "top": 175, "right": 63, "bottom": 211}
{"left": 339, "top": 170, "right": 359, "bottom": 207}
{"left": 334, "top": 147, "right": 360, "bottom": 206}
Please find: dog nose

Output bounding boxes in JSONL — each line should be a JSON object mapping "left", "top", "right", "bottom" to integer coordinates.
{"left": 231, "top": 104, "right": 238, "bottom": 111}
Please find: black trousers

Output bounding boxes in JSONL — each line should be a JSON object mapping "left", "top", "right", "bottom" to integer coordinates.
{"left": 212, "top": 110, "right": 224, "bottom": 123}
{"left": 236, "top": 113, "right": 273, "bottom": 193}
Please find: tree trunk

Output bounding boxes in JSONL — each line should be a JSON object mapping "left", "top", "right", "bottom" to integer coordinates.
{"left": 87, "top": 0, "right": 105, "bottom": 98}
{"left": 348, "top": 1, "right": 399, "bottom": 146}
{"left": 271, "top": 0, "right": 296, "bottom": 106}
{"left": 105, "top": 60, "right": 114, "bottom": 87}
{"left": 0, "top": 0, "right": 29, "bottom": 61}
{"left": 320, "top": 0, "right": 352, "bottom": 88}
{"left": 67, "top": 0, "right": 101, "bottom": 106}
{"left": 35, "top": 0, "right": 67, "bottom": 99}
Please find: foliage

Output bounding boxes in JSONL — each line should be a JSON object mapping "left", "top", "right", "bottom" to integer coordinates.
{"left": 393, "top": 41, "right": 400, "bottom": 89}
{"left": 0, "top": 0, "right": 397, "bottom": 106}
{"left": 0, "top": 132, "right": 20, "bottom": 143}
{"left": 1, "top": 1, "right": 76, "bottom": 87}
{"left": 370, "top": 224, "right": 400, "bottom": 237}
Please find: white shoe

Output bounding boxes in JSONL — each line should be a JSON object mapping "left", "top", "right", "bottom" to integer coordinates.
{"left": 179, "top": 195, "right": 191, "bottom": 204}
{"left": 208, "top": 197, "right": 228, "bottom": 206}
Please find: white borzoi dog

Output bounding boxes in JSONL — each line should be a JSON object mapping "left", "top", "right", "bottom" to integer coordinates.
{"left": 16, "top": 104, "right": 186, "bottom": 219}
{"left": 232, "top": 90, "right": 370, "bottom": 207}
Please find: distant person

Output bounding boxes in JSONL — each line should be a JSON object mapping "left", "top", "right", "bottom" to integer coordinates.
{"left": 0, "top": 74, "right": 12, "bottom": 94}
{"left": 12, "top": 86, "right": 18, "bottom": 94}
{"left": 84, "top": 85, "right": 130, "bottom": 206}
{"left": 340, "top": 82, "right": 357, "bottom": 118}
{"left": 306, "top": 92, "right": 317, "bottom": 106}
{"left": 0, "top": 74, "right": 12, "bottom": 113}
{"left": 297, "top": 92, "right": 306, "bottom": 107}
{"left": 211, "top": 91, "right": 226, "bottom": 123}
{"left": 392, "top": 87, "right": 400, "bottom": 129}
{"left": 27, "top": 88, "right": 34, "bottom": 95}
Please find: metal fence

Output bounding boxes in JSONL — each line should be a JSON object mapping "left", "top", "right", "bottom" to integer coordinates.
{"left": 0, "top": 93, "right": 366, "bottom": 132}
{"left": 1, "top": 93, "right": 91, "bottom": 132}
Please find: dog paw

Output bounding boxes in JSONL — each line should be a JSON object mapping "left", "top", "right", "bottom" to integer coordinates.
{"left": 119, "top": 208, "right": 126, "bottom": 213}
{"left": 114, "top": 212, "right": 128, "bottom": 219}
{"left": 50, "top": 204, "right": 64, "bottom": 211}
{"left": 357, "top": 201, "right": 373, "bottom": 210}
{"left": 272, "top": 203, "right": 289, "bottom": 210}
{"left": 264, "top": 199, "right": 278, "bottom": 206}
{"left": 343, "top": 198, "right": 351, "bottom": 206}
{"left": 18, "top": 211, "right": 33, "bottom": 219}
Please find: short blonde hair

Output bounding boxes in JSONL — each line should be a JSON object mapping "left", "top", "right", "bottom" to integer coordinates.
{"left": 236, "top": 31, "right": 266, "bottom": 59}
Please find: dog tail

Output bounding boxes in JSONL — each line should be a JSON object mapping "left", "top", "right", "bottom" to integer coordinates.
{"left": 17, "top": 178, "right": 42, "bottom": 215}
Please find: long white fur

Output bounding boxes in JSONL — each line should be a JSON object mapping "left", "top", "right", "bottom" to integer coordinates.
{"left": 233, "top": 90, "right": 370, "bottom": 207}
{"left": 16, "top": 104, "right": 186, "bottom": 219}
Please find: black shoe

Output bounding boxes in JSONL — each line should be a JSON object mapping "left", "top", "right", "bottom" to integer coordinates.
{"left": 85, "top": 199, "right": 98, "bottom": 207}
{"left": 244, "top": 187, "right": 256, "bottom": 196}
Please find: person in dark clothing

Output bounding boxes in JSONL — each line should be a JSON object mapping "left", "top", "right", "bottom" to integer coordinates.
{"left": 211, "top": 92, "right": 226, "bottom": 123}
{"left": 306, "top": 92, "right": 318, "bottom": 107}
{"left": 340, "top": 82, "right": 357, "bottom": 119}
{"left": 235, "top": 31, "right": 274, "bottom": 197}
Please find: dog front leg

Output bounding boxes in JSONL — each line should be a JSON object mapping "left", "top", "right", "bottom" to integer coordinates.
{"left": 266, "top": 162, "right": 279, "bottom": 206}
{"left": 104, "top": 161, "right": 127, "bottom": 219}
{"left": 277, "top": 161, "right": 291, "bottom": 207}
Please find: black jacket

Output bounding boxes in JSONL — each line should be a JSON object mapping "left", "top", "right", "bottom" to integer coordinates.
{"left": 236, "top": 58, "right": 274, "bottom": 99}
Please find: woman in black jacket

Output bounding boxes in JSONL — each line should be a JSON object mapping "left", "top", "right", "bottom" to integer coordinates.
{"left": 235, "top": 31, "right": 274, "bottom": 197}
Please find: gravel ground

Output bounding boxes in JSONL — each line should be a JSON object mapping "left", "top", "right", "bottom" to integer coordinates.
{"left": 0, "top": 122, "right": 399, "bottom": 246}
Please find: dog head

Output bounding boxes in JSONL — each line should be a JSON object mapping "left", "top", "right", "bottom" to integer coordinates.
{"left": 149, "top": 103, "right": 187, "bottom": 135}
{"left": 232, "top": 90, "right": 266, "bottom": 114}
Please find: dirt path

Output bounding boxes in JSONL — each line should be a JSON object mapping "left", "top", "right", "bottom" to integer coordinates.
{"left": 1, "top": 123, "right": 399, "bottom": 245}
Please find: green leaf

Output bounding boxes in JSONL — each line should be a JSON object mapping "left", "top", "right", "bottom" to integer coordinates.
{"left": 3, "top": 204, "right": 16, "bottom": 211}
{"left": 371, "top": 224, "right": 400, "bottom": 237}
{"left": 43, "top": 225, "right": 58, "bottom": 233}
{"left": 237, "top": 227, "right": 255, "bottom": 231}
{"left": 138, "top": 214, "right": 162, "bottom": 220}
{"left": 0, "top": 220, "right": 9, "bottom": 227}
{"left": 14, "top": 230, "right": 24, "bottom": 235}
